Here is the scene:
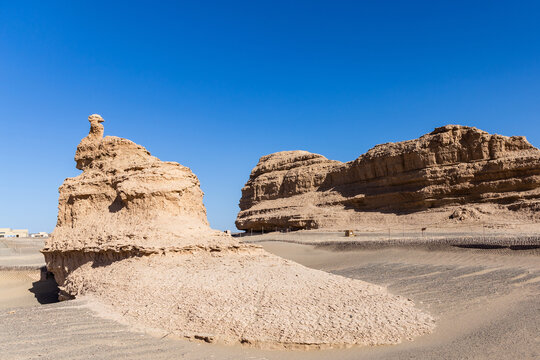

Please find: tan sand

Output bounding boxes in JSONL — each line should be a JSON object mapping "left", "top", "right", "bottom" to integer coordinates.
{"left": 1, "top": 240, "right": 538, "bottom": 359}
{"left": 0, "top": 268, "right": 58, "bottom": 309}
{"left": 0, "top": 270, "right": 42, "bottom": 309}
{"left": 64, "top": 247, "right": 434, "bottom": 349}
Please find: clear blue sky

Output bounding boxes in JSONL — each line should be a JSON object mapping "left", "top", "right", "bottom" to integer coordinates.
{"left": 1, "top": 1, "right": 539, "bottom": 232}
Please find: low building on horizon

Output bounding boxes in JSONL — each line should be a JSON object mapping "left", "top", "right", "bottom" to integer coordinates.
{"left": 30, "top": 232, "right": 49, "bottom": 238}
{"left": 0, "top": 228, "right": 29, "bottom": 238}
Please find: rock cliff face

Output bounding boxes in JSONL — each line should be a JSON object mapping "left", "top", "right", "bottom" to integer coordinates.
{"left": 236, "top": 125, "right": 540, "bottom": 230}
{"left": 42, "top": 115, "right": 434, "bottom": 348}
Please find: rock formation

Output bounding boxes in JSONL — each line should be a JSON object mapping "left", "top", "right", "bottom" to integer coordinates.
{"left": 42, "top": 115, "right": 434, "bottom": 349}
{"left": 236, "top": 125, "right": 540, "bottom": 231}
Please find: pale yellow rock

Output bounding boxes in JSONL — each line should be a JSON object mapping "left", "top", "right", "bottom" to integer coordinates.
{"left": 43, "top": 115, "right": 435, "bottom": 348}
{"left": 236, "top": 125, "right": 540, "bottom": 231}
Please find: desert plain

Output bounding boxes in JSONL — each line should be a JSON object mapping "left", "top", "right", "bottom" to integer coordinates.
{"left": 1, "top": 231, "right": 539, "bottom": 360}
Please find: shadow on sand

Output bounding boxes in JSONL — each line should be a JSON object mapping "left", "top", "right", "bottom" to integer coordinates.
{"left": 28, "top": 267, "right": 59, "bottom": 304}
{"left": 453, "top": 244, "right": 540, "bottom": 251}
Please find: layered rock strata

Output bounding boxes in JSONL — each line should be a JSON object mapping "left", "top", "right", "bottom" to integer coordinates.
{"left": 236, "top": 125, "right": 540, "bottom": 230}
{"left": 42, "top": 115, "right": 434, "bottom": 348}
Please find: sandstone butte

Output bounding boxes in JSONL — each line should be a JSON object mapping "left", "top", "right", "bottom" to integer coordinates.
{"left": 236, "top": 125, "right": 540, "bottom": 231}
{"left": 42, "top": 115, "right": 434, "bottom": 349}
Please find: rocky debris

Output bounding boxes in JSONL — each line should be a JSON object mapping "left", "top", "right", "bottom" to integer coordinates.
{"left": 449, "top": 207, "right": 481, "bottom": 221}
{"left": 42, "top": 115, "right": 434, "bottom": 348}
{"left": 237, "top": 125, "right": 540, "bottom": 231}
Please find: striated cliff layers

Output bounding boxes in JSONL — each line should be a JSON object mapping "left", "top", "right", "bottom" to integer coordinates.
{"left": 236, "top": 125, "right": 540, "bottom": 231}
{"left": 42, "top": 115, "right": 434, "bottom": 349}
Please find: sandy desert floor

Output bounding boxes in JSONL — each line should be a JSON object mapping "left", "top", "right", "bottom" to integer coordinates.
{"left": 0, "top": 236, "right": 539, "bottom": 359}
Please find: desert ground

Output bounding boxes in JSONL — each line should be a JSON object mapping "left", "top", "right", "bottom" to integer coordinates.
{"left": 1, "top": 233, "right": 538, "bottom": 360}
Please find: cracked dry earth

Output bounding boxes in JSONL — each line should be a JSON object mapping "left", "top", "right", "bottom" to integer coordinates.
{"left": 63, "top": 247, "right": 433, "bottom": 348}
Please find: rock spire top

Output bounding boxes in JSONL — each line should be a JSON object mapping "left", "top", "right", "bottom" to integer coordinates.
{"left": 87, "top": 114, "right": 104, "bottom": 140}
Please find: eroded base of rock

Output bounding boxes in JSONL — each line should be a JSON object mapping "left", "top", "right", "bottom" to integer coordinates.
{"left": 56, "top": 247, "right": 434, "bottom": 349}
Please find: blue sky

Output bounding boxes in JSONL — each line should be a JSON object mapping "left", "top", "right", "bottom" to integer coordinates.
{"left": 1, "top": 1, "right": 539, "bottom": 232}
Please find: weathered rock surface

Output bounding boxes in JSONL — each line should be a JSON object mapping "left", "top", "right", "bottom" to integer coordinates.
{"left": 236, "top": 125, "right": 540, "bottom": 231}
{"left": 42, "top": 115, "right": 434, "bottom": 348}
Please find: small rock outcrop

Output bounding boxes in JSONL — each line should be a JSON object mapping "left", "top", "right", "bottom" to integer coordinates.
{"left": 42, "top": 115, "right": 434, "bottom": 349}
{"left": 236, "top": 125, "right": 540, "bottom": 230}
